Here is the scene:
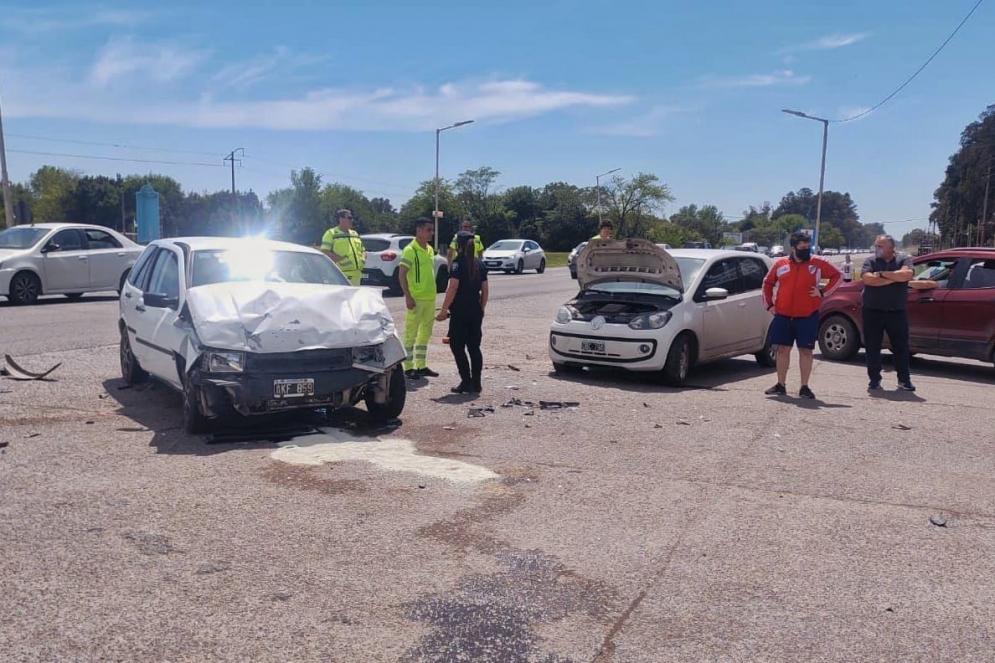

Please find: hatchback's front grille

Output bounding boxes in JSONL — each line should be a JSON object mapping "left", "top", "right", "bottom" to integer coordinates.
{"left": 245, "top": 349, "right": 352, "bottom": 372}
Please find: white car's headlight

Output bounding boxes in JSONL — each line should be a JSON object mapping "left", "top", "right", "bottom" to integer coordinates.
{"left": 554, "top": 306, "right": 577, "bottom": 324}
{"left": 205, "top": 351, "right": 245, "bottom": 373}
{"left": 629, "top": 311, "right": 672, "bottom": 330}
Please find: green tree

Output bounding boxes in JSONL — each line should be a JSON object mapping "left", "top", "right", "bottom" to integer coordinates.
{"left": 601, "top": 172, "right": 675, "bottom": 238}
{"left": 398, "top": 180, "right": 465, "bottom": 242}
{"left": 670, "top": 204, "right": 727, "bottom": 246}
{"left": 268, "top": 167, "right": 324, "bottom": 245}
{"left": 930, "top": 104, "right": 995, "bottom": 247}
{"left": 29, "top": 166, "right": 80, "bottom": 222}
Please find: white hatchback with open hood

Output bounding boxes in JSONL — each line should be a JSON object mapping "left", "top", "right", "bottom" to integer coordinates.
{"left": 551, "top": 244, "right": 777, "bottom": 386}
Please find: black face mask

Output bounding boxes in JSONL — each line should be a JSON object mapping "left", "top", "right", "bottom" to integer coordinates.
{"left": 795, "top": 248, "right": 812, "bottom": 262}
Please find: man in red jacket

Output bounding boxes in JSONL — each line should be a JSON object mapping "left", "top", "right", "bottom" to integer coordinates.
{"left": 761, "top": 231, "right": 843, "bottom": 399}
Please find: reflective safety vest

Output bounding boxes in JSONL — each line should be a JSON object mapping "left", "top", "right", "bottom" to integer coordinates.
{"left": 321, "top": 228, "right": 365, "bottom": 276}
{"left": 450, "top": 233, "right": 485, "bottom": 258}
{"left": 400, "top": 241, "right": 437, "bottom": 300}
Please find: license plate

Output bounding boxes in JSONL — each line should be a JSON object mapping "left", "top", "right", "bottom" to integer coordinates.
{"left": 486, "top": 261, "right": 500, "bottom": 267}
{"left": 581, "top": 340, "right": 606, "bottom": 353}
{"left": 361, "top": 273, "right": 372, "bottom": 281}
{"left": 273, "top": 378, "right": 315, "bottom": 398}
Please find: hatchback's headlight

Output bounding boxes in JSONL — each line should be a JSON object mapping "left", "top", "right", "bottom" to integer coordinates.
{"left": 554, "top": 306, "right": 577, "bottom": 324}
{"left": 205, "top": 351, "right": 245, "bottom": 373}
{"left": 629, "top": 311, "right": 672, "bottom": 330}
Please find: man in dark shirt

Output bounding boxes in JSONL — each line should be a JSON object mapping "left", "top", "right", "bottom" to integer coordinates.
{"left": 860, "top": 234, "right": 915, "bottom": 391}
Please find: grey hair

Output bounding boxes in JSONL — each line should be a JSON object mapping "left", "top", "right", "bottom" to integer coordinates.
{"left": 876, "top": 234, "right": 896, "bottom": 248}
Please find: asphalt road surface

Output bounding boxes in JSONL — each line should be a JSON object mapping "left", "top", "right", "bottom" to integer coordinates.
{"left": 3, "top": 262, "right": 994, "bottom": 662}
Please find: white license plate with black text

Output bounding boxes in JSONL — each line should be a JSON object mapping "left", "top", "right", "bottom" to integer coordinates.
{"left": 581, "top": 340, "right": 606, "bottom": 353}
{"left": 273, "top": 378, "right": 315, "bottom": 398}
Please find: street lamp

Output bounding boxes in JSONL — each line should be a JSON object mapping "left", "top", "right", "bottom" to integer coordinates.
{"left": 782, "top": 109, "right": 829, "bottom": 251}
{"left": 595, "top": 168, "right": 621, "bottom": 224}
{"left": 434, "top": 120, "right": 474, "bottom": 251}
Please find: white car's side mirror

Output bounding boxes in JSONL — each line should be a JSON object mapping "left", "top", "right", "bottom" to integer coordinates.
{"left": 704, "top": 287, "right": 729, "bottom": 300}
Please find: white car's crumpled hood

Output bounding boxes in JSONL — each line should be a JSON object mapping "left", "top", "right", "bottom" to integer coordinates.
{"left": 184, "top": 281, "right": 398, "bottom": 353}
{"left": 577, "top": 238, "right": 683, "bottom": 292}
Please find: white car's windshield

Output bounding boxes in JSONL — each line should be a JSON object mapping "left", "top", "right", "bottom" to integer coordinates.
{"left": 585, "top": 282, "right": 681, "bottom": 298}
{"left": 0, "top": 227, "right": 47, "bottom": 249}
{"left": 488, "top": 240, "right": 523, "bottom": 251}
{"left": 190, "top": 249, "right": 350, "bottom": 287}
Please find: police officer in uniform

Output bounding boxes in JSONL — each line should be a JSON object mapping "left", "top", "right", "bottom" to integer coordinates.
{"left": 447, "top": 220, "right": 484, "bottom": 268}
{"left": 320, "top": 209, "right": 366, "bottom": 286}
{"left": 437, "top": 231, "right": 489, "bottom": 394}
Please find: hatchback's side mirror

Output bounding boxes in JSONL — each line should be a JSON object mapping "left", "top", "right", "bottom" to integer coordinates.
{"left": 704, "top": 287, "right": 729, "bottom": 300}
{"left": 41, "top": 243, "right": 59, "bottom": 254}
{"left": 144, "top": 293, "right": 179, "bottom": 309}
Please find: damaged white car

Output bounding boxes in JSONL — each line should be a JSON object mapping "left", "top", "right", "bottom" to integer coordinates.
{"left": 549, "top": 239, "right": 776, "bottom": 386}
{"left": 118, "top": 237, "right": 406, "bottom": 433}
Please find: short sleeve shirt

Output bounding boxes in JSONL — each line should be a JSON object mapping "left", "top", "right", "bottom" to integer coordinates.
{"left": 449, "top": 258, "right": 488, "bottom": 311}
{"left": 399, "top": 241, "right": 437, "bottom": 300}
{"left": 861, "top": 253, "right": 914, "bottom": 310}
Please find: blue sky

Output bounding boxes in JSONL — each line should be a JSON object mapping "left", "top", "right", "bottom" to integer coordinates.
{"left": 1, "top": 0, "right": 993, "bottom": 240}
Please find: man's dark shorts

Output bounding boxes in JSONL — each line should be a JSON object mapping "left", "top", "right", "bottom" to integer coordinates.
{"left": 769, "top": 312, "right": 819, "bottom": 349}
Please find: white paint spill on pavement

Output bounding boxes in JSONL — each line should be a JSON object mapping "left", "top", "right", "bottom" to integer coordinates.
{"left": 271, "top": 429, "right": 499, "bottom": 484}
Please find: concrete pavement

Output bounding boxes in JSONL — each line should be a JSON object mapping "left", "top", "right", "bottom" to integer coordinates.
{"left": 2, "top": 265, "right": 994, "bottom": 662}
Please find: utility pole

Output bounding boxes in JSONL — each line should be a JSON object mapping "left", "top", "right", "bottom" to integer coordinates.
{"left": 0, "top": 87, "right": 15, "bottom": 229}
{"left": 982, "top": 163, "right": 992, "bottom": 247}
{"left": 224, "top": 148, "right": 244, "bottom": 235}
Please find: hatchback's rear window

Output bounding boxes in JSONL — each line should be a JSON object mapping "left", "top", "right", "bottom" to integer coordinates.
{"left": 362, "top": 238, "right": 391, "bottom": 252}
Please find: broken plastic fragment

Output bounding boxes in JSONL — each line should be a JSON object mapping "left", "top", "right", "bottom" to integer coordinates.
{"left": 3, "top": 355, "right": 62, "bottom": 381}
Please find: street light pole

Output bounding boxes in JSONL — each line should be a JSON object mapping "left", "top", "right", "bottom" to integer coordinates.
{"left": 595, "top": 168, "right": 621, "bottom": 225}
{"left": 0, "top": 88, "right": 15, "bottom": 229}
{"left": 782, "top": 109, "right": 829, "bottom": 251}
{"left": 433, "top": 120, "right": 474, "bottom": 251}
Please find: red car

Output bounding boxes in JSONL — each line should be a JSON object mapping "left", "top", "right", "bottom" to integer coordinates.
{"left": 818, "top": 248, "right": 995, "bottom": 367}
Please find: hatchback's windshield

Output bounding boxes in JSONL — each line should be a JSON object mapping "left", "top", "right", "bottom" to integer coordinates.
{"left": 0, "top": 227, "right": 47, "bottom": 249}
{"left": 489, "top": 240, "right": 523, "bottom": 251}
{"left": 190, "top": 249, "right": 350, "bottom": 287}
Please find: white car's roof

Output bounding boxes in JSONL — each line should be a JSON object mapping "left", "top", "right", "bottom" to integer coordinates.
{"left": 11, "top": 222, "right": 118, "bottom": 231}
{"left": 154, "top": 236, "right": 323, "bottom": 255}
{"left": 665, "top": 248, "right": 766, "bottom": 261}
{"left": 361, "top": 233, "right": 410, "bottom": 239}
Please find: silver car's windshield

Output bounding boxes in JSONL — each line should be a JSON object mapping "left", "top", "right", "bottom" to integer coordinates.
{"left": 488, "top": 240, "right": 523, "bottom": 251}
{"left": 190, "top": 249, "right": 350, "bottom": 287}
{"left": 0, "top": 227, "right": 47, "bottom": 249}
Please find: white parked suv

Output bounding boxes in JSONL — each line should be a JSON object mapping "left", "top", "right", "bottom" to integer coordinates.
{"left": 550, "top": 240, "right": 776, "bottom": 386}
{"left": 119, "top": 237, "right": 407, "bottom": 434}
{"left": 360, "top": 233, "right": 449, "bottom": 295}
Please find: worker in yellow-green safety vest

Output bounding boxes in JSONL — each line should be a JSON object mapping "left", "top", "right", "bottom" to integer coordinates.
{"left": 591, "top": 219, "right": 612, "bottom": 241}
{"left": 321, "top": 209, "right": 366, "bottom": 286}
{"left": 399, "top": 217, "right": 440, "bottom": 379}
{"left": 447, "top": 220, "right": 485, "bottom": 268}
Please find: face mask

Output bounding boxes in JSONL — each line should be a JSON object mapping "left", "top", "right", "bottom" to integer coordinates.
{"left": 795, "top": 248, "right": 811, "bottom": 261}
{"left": 874, "top": 247, "right": 886, "bottom": 259}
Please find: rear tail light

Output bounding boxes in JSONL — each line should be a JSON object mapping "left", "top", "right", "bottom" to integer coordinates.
{"left": 380, "top": 251, "right": 398, "bottom": 261}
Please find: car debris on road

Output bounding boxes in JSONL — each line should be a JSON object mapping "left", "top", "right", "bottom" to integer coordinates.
{"left": 2, "top": 355, "right": 62, "bottom": 381}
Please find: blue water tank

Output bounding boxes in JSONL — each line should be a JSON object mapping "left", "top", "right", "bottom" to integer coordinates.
{"left": 136, "top": 184, "right": 161, "bottom": 243}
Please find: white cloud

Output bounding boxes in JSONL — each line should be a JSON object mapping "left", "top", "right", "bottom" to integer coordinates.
{"left": 700, "top": 70, "right": 811, "bottom": 88}
{"left": 0, "top": 6, "right": 152, "bottom": 34}
{"left": 589, "top": 104, "right": 687, "bottom": 137}
{"left": 781, "top": 32, "right": 870, "bottom": 53}
{"left": 89, "top": 37, "right": 207, "bottom": 87}
{"left": 211, "top": 47, "right": 332, "bottom": 90}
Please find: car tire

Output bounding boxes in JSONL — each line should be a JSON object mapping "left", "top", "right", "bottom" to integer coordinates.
{"left": 570, "top": 269, "right": 578, "bottom": 280}
{"left": 755, "top": 328, "right": 777, "bottom": 367}
{"left": 387, "top": 273, "right": 403, "bottom": 297}
{"left": 436, "top": 267, "right": 449, "bottom": 294}
{"left": 119, "top": 326, "right": 149, "bottom": 385}
{"left": 552, "top": 362, "right": 583, "bottom": 375}
{"left": 818, "top": 315, "right": 860, "bottom": 361}
{"left": 182, "top": 377, "right": 212, "bottom": 435}
{"left": 366, "top": 364, "right": 407, "bottom": 422}
{"left": 65, "top": 293, "right": 84, "bottom": 301}
{"left": 9, "top": 271, "right": 41, "bottom": 305}
{"left": 536, "top": 259, "right": 546, "bottom": 274}
{"left": 662, "top": 333, "right": 693, "bottom": 387}
{"left": 515, "top": 259, "right": 524, "bottom": 275}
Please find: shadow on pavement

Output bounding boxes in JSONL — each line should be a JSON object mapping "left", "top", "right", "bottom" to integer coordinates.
{"left": 0, "top": 294, "right": 119, "bottom": 308}
{"left": 547, "top": 357, "right": 773, "bottom": 393}
{"left": 101, "top": 377, "right": 403, "bottom": 456}
{"left": 818, "top": 351, "right": 995, "bottom": 387}
{"left": 867, "top": 389, "right": 927, "bottom": 403}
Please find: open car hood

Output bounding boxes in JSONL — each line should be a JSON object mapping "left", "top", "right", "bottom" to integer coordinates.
{"left": 576, "top": 238, "right": 683, "bottom": 292}
{"left": 184, "top": 281, "right": 398, "bottom": 353}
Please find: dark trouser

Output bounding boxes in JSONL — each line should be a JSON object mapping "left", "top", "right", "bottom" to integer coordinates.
{"left": 448, "top": 307, "right": 483, "bottom": 385}
{"left": 862, "top": 308, "right": 911, "bottom": 383}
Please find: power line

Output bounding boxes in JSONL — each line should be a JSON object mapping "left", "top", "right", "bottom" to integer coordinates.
{"left": 6, "top": 132, "right": 225, "bottom": 157}
{"left": 7, "top": 148, "right": 226, "bottom": 167}
{"left": 834, "top": 0, "right": 986, "bottom": 123}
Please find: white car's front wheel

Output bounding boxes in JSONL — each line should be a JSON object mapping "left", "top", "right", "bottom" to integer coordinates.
{"left": 662, "top": 334, "right": 693, "bottom": 386}
{"left": 182, "top": 378, "right": 212, "bottom": 435}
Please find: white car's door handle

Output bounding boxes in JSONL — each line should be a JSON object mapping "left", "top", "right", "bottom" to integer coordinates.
{"left": 738, "top": 302, "right": 747, "bottom": 308}
{"left": 78, "top": 256, "right": 88, "bottom": 260}
{"left": 117, "top": 252, "right": 125, "bottom": 256}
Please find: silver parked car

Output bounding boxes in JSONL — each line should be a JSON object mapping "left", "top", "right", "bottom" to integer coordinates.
{"left": 482, "top": 239, "right": 547, "bottom": 274}
{"left": 0, "top": 223, "right": 144, "bottom": 304}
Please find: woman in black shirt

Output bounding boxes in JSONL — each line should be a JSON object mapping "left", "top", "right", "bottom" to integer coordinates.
{"left": 436, "top": 231, "right": 489, "bottom": 394}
